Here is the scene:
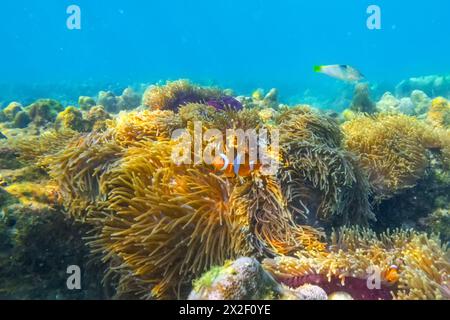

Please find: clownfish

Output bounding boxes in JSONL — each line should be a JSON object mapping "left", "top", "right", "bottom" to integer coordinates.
{"left": 212, "top": 153, "right": 261, "bottom": 178}
{"left": 384, "top": 265, "right": 400, "bottom": 284}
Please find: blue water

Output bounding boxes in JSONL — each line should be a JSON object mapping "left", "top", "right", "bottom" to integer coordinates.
{"left": 1, "top": 0, "right": 450, "bottom": 106}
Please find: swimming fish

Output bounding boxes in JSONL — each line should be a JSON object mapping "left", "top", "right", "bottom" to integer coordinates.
{"left": 314, "top": 64, "right": 364, "bottom": 82}
{"left": 384, "top": 265, "right": 400, "bottom": 284}
{"left": 0, "top": 131, "right": 7, "bottom": 140}
{"left": 212, "top": 153, "right": 261, "bottom": 178}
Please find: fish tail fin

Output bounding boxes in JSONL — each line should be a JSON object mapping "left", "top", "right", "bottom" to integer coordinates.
{"left": 313, "top": 65, "right": 323, "bottom": 72}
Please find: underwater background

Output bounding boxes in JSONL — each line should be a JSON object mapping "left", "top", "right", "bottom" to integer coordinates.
{"left": 0, "top": 1, "right": 449, "bottom": 301}
{"left": 1, "top": 0, "right": 450, "bottom": 107}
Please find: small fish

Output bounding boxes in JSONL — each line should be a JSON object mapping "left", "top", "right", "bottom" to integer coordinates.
{"left": 314, "top": 64, "right": 364, "bottom": 82}
{"left": 212, "top": 153, "right": 261, "bottom": 178}
{"left": 0, "top": 131, "right": 6, "bottom": 140}
{"left": 384, "top": 265, "right": 400, "bottom": 284}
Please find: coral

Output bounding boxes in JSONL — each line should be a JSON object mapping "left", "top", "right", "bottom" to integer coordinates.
{"left": 2, "top": 102, "right": 24, "bottom": 121}
{"left": 0, "top": 146, "right": 21, "bottom": 170}
{"left": 13, "top": 129, "right": 79, "bottom": 165}
{"left": 45, "top": 129, "right": 123, "bottom": 221}
{"left": 428, "top": 97, "right": 450, "bottom": 128}
{"left": 350, "top": 83, "right": 375, "bottom": 114}
{"left": 84, "top": 105, "right": 112, "bottom": 131}
{"left": 247, "top": 88, "right": 280, "bottom": 110}
{"left": 258, "top": 108, "right": 277, "bottom": 125}
{"left": 422, "top": 209, "right": 450, "bottom": 244}
{"left": 116, "top": 87, "right": 142, "bottom": 111}
{"left": 188, "top": 258, "right": 280, "bottom": 300}
{"left": 280, "top": 284, "right": 328, "bottom": 300}
{"left": 411, "top": 90, "right": 431, "bottom": 115}
{"left": 375, "top": 92, "right": 415, "bottom": 115}
{"left": 26, "top": 99, "right": 64, "bottom": 126}
{"left": 97, "top": 88, "right": 142, "bottom": 113}
{"left": 277, "top": 107, "right": 374, "bottom": 228}
{"left": 142, "top": 80, "right": 223, "bottom": 111}
{"left": 78, "top": 96, "right": 96, "bottom": 111}
{"left": 0, "top": 203, "right": 105, "bottom": 299}
{"left": 342, "top": 114, "right": 443, "bottom": 199}
{"left": 263, "top": 227, "right": 449, "bottom": 300}
{"left": 376, "top": 92, "right": 400, "bottom": 113}
{"left": 55, "top": 107, "right": 85, "bottom": 132}
{"left": 13, "top": 111, "right": 31, "bottom": 129}
{"left": 396, "top": 74, "right": 450, "bottom": 98}
{"left": 98, "top": 91, "right": 118, "bottom": 113}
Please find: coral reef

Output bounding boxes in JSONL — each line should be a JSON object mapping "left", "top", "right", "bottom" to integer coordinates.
{"left": 349, "top": 83, "right": 375, "bottom": 114}
{"left": 55, "top": 107, "right": 85, "bottom": 132}
{"left": 97, "top": 88, "right": 141, "bottom": 113}
{"left": 376, "top": 92, "right": 415, "bottom": 115}
{"left": 13, "top": 111, "right": 31, "bottom": 129}
{"left": 78, "top": 96, "right": 96, "bottom": 111}
{"left": 263, "top": 227, "right": 449, "bottom": 300}
{"left": 396, "top": 74, "right": 450, "bottom": 98}
{"left": 0, "top": 203, "right": 105, "bottom": 299}
{"left": 411, "top": 90, "right": 432, "bottom": 115}
{"left": 189, "top": 257, "right": 328, "bottom": 300}
{"left": 2, "top": 102, "right": 24, "bottom": 121}
{"left": 26, "top": 99, "right": 64, "bottom": 126}
{"left": 1, "top": 79, "right": 448, "bottom": 301}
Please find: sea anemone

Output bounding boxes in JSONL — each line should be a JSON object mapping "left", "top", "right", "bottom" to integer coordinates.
{"left": 342, "top": 114, "right": 443, "bottom": 199}
{"left": 2, "top": 102, "right": 24, "bottom": 121}
{"left": 263, "top": 227, "right": 449, "bottom": 300}
{"left": 88, "top": 140, "right": 252, "bottom": 299}
{"left": 277, "top": 106, "right": 342, "bottom": 148}
{"left": 14, "top": 129, "right": 80, "bottom": 165}
{"left": 142, "top": 80, "right": 225, "bottom": 111}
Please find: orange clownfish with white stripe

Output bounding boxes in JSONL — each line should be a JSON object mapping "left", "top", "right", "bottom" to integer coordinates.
{"left": 212, "top": 153, "right": 262, "bottom": 178}
{"left": 383, "top": 265, "right": 400, "bottom": 284}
